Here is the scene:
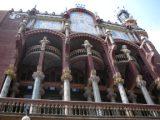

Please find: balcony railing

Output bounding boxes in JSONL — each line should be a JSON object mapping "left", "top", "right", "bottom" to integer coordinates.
{"left": 0, "top": 98, "right": 160, "bottom": 119}
{"left": 70, "top": 49, "right": 103, "bottom": 64}
{"left": 26, "top": 45, "right": 61, "bottom": 57}
{"left": 115, "top": 54, "right": 136, "bottom": 63}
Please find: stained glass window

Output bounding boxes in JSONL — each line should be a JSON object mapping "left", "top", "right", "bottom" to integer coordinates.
{"left": 33, "top": 20, "right": 62, "bottom": 30}
{"left": 111, "top": 30, "right": 130, "bottom": 41}
{"left": 70, "top": 12, "right": 97, "bottom": 35}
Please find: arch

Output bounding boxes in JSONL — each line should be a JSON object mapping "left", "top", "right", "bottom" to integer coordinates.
{"left": 114, "top": 39, "right": 140, "bottom": 55}
{"left": 67, "top": 8, "right": 97, "bottom": 23}
{"left": 69, "top": 33, "right": 105, "bottom": 52}
{"left": 24, "top": 29, "right": 65, "bottom": 41}
{"left": 23, "top": 29, "right": 65, "bottom": 50}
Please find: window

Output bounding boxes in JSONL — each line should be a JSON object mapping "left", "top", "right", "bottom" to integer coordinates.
{"left": 111, "top": 30, "right": 130, "bottom": 41}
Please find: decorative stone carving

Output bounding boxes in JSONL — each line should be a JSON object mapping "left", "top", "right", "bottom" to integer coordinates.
{"left": 5, "top": 64, "right": 16, "bottom": 79}
{"left": 32, "top": 71, "right": 45, "bottom": 80}
{"left": 61, "top": 68, "right": 72, "bottom": 81}
{"left": 18, "top": 19, "right": 27, "bottom": 34}
{"left": 89, "top": 70, "right": 100, "bottom": 83}
{"left": 121, "top": 45, "right": 133, "bottom": 61}
{"left": 40, "top": 36, "right": 50, "bottom": 51}
{"left": 155, "top": 77, "right": 160, "bottom": 89}
{"left": 64, "top": 22, "right": 70, "bottom": 30}
{"left": 82, "top": 40, "right": 92, "bottom": 55}
{"left": 136, "top": 75, "right": 146, "bottom": 87}
{"left": 113, "top": 72, "right": 124, "bottom": 85}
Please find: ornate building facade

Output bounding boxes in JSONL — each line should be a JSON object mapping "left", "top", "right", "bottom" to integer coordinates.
{"left": 0, "top": 7, "right": 160, "bottom": 120}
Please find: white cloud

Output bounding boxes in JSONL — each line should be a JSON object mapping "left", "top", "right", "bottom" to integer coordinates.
{"left": 147, "top": 30, "right": 160, "bottom": 53}
{"left": 0, "top": 0, "right": 159, "bottom": 53}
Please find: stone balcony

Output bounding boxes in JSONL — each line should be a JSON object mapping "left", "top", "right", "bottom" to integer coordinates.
{"left": 0, "top": 98, "right": 160, "bottom": 120}
{"left": 23, "top": 45, "right": 61, "bottom": 70}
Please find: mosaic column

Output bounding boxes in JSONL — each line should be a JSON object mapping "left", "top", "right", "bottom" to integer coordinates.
{"left": 61, "top": 21, "right": 72, "bottom": 102}
{"left": 31, "top": 36, "right": 49, "bottom": 100}
{"left": 83, "top": 40, "right": 101, "bottom": 102}
{"left": 114, "top": 73, "right": 129, "bottom": 103}
{"left": 121, "top": 45, "right": 154, "bottom": 105}
{"left": 61, "top": 68, "right": 72, "bottom": 101}
{"left": 0, "top": 65, "right": 15, "bottom": 97}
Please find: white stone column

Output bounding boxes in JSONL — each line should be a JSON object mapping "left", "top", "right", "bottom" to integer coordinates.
{"left": 64, "top": 79, "right": 70, "bottom": 101}
{"left": 83, "top": 40, "right": 101, "bottom": 103}
{"left": 0, "top": 65, "right": 15, "bottom": 98}
{"left": 114, "top": 73, "right": 129, "bottom": 103}
{"left": 61, "top": 68, "right": 72, "bottom": 101}
{"left": 32, "top": 71, "right": 44, "bottom": 99}
{"left": 0, "top": 76, "right": 12, "bottom": 97}
{"left": 89, "top": 70, "right": 101, "bottom": 102}
{"left": 136, "top": 75, "right": 154, "bottom": 105}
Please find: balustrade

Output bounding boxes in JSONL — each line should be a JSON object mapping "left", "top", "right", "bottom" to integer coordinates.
{"left": 26, "top": 45, "right": 61, "bottom": 57}
{"left": 0, "top": 98, "right": 160, "bottom": 118}
{"left": 115, "top": 54, "right": 136, "bottom": 63}
{"left": 70, "top": 49, "right": 102, "bottom": 62}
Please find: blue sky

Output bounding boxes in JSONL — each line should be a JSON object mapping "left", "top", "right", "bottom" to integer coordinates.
{"left": 0, "top": 0, "right": 159, "bottom": 52}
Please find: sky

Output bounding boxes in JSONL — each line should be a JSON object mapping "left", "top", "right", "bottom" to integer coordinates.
{"left": 0, "top": 0, "right": 160, "bottom": 53}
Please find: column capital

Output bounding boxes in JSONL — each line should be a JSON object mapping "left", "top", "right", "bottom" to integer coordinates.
{"left": 113, "top": 72, "right": 124, "bottom": 85}
{"left": 61, "top": 67, "right": 72, "bottom": 81}
{"left": 121, "top": 45, "right": 133, "bottom": 61}
{"left": 89, "top": 70, "right": 100, "bottom": 83}
{"left": 32, "top": 71, "right": 45, "bottom": 80}
{"left": 140, "top": 36, "right": 148, "bottom": 41}
{"left": 105, "top": 29, "right": 112, "bottom": 37}
{"left": 64, "top": 22, "right": 70, "bottom": 29}
{"left": 121, "top": 45, "right": 131, "bottom": 54}
{"left": 19, "top": 19, "right": 27, "bottom": 28}
{"left": 136, "top": 75, "right": 146, "bottom": 87}
{"left": 5, "top": 64, "right": 16, "bottom": 79}
{"left": 155, "top": 77, "right": 160, "bottom": 89}
{"left": 40, "top": 36, "right": 50, "bottom": 50}
{"left": 82, "top": 40, "right": 92, "bottom": 55}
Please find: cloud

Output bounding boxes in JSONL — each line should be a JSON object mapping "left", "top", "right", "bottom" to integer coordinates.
{"left": 147, "top": 30, "right": 160, "bottom": 53}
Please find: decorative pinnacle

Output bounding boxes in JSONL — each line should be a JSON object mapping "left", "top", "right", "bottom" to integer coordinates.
{"left": 140, "top": 36, "right": 148, "bottom": 41}
{"left": 155, "top": 77, "right": 160, "bottom": 89}
{"left": 121, "top": 45, "right": 130, "bottom": 54}
{"left": 82, "top": 40, "right": 92, "bottom": 55}
{"left": 105, "top": 29, "right": 112, "bottom": 36}
{"left": 40, "top": 36, "right": 50, "bottom": 50}
{"left": 121, "top": 45, "right": 133, "bottom": 61}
